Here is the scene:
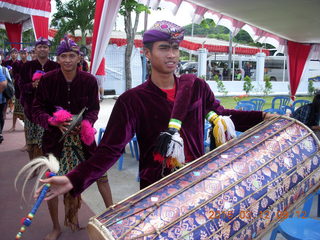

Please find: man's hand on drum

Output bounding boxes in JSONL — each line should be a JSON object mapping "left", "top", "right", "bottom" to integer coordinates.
{"left": 34, "top": 176, "right": 74, "bottom": 200}
{"left": 263, "top": 112, "right": 278, "bottom": 120}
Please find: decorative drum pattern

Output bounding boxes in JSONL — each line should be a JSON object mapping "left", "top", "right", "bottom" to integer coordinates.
{"left": 87, "top": 116, "right": 320, "bottom": 240}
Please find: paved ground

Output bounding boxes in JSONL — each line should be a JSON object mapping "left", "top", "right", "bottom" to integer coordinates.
{"left": 1, "top": 98, "right": 318, "bottom": 239}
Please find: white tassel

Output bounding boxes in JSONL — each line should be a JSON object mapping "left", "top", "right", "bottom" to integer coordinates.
{"left": 166, "top": 132, "right": 185, "bottom": 165}
{"left": 222, "top": 116, "right": 236, "bottom": 140}
{"left": 14, "top": 154, "right": 59, "bottom": 201}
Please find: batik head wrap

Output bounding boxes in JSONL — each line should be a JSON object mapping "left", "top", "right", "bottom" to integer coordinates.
{"left": 56, "top": 36, "right": 80, "bottom": 56}
{"left": 143, "top": 20, "right": 184, "bottom": 44}
{"left": 10, "top": 48, "right": 18, "bottom": 53}
{"left": 19, "top": 48, "right": 28, "bottom": 53}
{"left": 35, "top": 37, "right": 51, "bottom": 47}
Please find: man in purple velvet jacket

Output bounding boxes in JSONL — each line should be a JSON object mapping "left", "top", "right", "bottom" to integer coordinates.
{"left": 20, "top": 37, "right": 60, "bottom": 161}
{"left": 37, "top": 21, "right": 274, "bottom": 204}
{"left": 32, "top": 37, "right": 112, "bottom": 240}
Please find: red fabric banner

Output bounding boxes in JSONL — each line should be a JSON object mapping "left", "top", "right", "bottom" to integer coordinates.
{"left": 1, "top": 0, "right": 51, "bottom": 12}
{"left": 4, "top": 22, "right": 22, "bottom": 50}
{"left": 287, "top": 41, "right": 312, "bottom": 100}
{"left": 31, "top": 15, "right": 49, "bottom": 39}
{"left": 96, "top": 58, "right": 105, "bottom": 75}
{"left": 90, "top": 0, "right": 104, "bottom": 71}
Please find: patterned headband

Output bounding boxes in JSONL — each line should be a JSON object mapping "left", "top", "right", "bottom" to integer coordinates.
{"left": 143, "top": 20, "right": 184, "bottom": 44}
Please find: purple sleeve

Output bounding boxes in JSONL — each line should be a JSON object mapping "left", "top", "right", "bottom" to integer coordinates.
{"left": 32, "top": 76, "right": 51, "bottom": 129}
{"left": 67, "top": 97, "right": 135, "bottom": 196}
{"left": 203, "top": 80, "right": 263, "bottom": 132}
{"left": 20, "top": 62, "right": 34, "bottom": 94}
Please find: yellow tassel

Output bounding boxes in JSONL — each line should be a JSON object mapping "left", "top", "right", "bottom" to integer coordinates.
{"left": 206, "top": 111, "right": 235, "bottom": 147}
{"left": 212, "top": 116, "right": 227, "bottom": 146}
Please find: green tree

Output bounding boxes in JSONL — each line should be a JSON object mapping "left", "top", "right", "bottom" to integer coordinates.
{"left": 214, "top": 74, "right": 228, "bottom": 95}
{"left": 243, "top": 76, "right": 254, "bottom": 95}
{"left": 0, "top": 29, "right": 9, "bottom": 50}
{"left": 119, "top": 0, "right": 149, "bottom": 90}
{"left": 308, "top": 80, "right": 315, "bottom": 96}
{"left": 51, "top": 0, "right": 95, "bottom": 49}
{"left": 263, "top": 75, "right": 272, "bottom": 96}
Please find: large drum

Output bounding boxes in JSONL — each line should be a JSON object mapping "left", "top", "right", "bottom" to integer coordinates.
{"left": 87, "top": 116, "right": 320, "bottom": 240}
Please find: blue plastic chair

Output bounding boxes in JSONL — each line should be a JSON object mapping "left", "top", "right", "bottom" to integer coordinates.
{"left": 270, "top": 190, "right": 320, "bottom": 240}
{"left": 130, "top": 135, "right": 139, "bottom": 161}
{"left": 284, "top": 99, "right": 311, "bottom": 114}
{"left": 235, "top": 102, "right": 255, "bottom": 111}
{"left": 264, "top": 108, "right": 286, "bottom": 115}
{"left": 265, "top": 96, "right": 290, "bottom": 112}
{"left": 292, "top": 99, "right": 311, "bottom": 111}
{"left": 249, "top": 98, "right": 266, "bottom": 110}
{"left": 204, "top": 121, "right": 211, "bottom": 152}
{"left": 98, "top": 128, "right": 138, "bottom": 170}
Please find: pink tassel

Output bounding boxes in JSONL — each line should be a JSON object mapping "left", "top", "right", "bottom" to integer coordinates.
{"left": 48, "top": 109, "right": 73, "bottom": 126}
{"left": 32, "top": 70, "right": 45, "bottom": 81}
{"left": 80, "top": 120, "right": 96, "bottom": 145}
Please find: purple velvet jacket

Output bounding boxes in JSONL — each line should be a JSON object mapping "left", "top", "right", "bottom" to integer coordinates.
{"left": 67, "top": 74, "right": 264, "bottom": 196}
{"left": 20, "top": 59, "right": 60, "bottom": 120}
{"left": 32, "top": 69, "right": 100, "bottom": 160}
{"left": 12, "top": 60, "right": 27, "bottom": 99}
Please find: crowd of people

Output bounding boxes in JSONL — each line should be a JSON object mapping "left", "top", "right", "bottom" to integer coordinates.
{"left": 0, "top": 20, "right": 318, "bottom": 240}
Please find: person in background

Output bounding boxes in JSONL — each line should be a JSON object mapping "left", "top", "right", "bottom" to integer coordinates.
{"left": 29, "top": 48, "right": 37, "bottom": 61}
{"left": 235, "top": 69, "right": 242, "bottom": 80}
{"left": 78, "top": 51, "right": 89, "bottom": 72}
{"left": 35, "top": 20, "right": 275, "bottom": 207}
{"left": 95, "top": 57, "right": 106, "bottom": 102}
{"left": 20, "top": 37, "right": 60, "bottom": 162}
{"left": 222, "top": 63, "right": 229, "bottom": 80}
{"left": 8, "top": 48, "right": 28, "bottom": 132}
{"left": 0, "top": 65, "right": 8, "bottom": 144}
{"left": 244, "top": 62, "right": 252, "bottom": 78}
{"left": 32, "top": 37, "right": 112, "bottom": 240}
{"left": 2, "top": 48, "right": 18, "bottom": 116}
{"left": 292, "top": 90, "right": 320, "bottom": 139}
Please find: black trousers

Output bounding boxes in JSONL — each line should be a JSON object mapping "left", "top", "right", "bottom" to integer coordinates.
{"left": 0, "top": 103, "right": 5, "bottom": 135}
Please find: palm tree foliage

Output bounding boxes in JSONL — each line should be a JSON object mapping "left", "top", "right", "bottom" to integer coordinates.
{"left": 51, "top": 0, "right": 95, "bottom": 49}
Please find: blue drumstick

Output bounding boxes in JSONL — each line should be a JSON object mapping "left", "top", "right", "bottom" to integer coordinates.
{"left": 15, "top": 172, "right": 56, "bottom": 239}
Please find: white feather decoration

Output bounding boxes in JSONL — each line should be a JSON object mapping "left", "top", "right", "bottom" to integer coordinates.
{"left": 222, "top": 116, "right": 236, "bottom": 140}
{"left": 166, "top": 132, "right": 185, "bottom": 165}
{"left": 14, "top": 154, "right": 59, "bottom": 201}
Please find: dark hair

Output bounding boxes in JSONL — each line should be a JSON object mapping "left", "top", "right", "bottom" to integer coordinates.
{"left": 308, "top": 91, "right": 320, "bottom": 126}
{"left": 143, "top": 42, "right": 154, "bottom": 52}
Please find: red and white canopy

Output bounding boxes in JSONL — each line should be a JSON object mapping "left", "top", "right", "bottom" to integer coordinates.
{"left": 0, "top": 0, "right": 51, "bottom": 49}
{"left": 90, "top": 0, "right": 320, "bottom": 99}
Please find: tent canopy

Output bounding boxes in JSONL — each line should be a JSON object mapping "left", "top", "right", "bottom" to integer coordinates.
{"left": 0, "top": 0, "right": 51, "bottom": 49}
{"left": 186, "top": 0, "right": 320, "bottom": 44}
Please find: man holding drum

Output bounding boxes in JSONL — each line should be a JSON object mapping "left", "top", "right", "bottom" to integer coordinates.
{"left": 36, "top": 21, "right": 275, "bottom": 206}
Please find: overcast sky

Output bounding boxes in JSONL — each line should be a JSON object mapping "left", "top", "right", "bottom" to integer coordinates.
{"left": 50, "top": 0, "right": 193, "bottom": 32}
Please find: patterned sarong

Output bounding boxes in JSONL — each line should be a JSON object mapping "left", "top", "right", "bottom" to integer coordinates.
{"left": 25, "top": 117, "right": 44, "bottom": 147}
{"left": 13, "top": 97, "right": 24, "bottom": 120}
{"left": 59, "top": 134, "right": 84, "bottom": 231}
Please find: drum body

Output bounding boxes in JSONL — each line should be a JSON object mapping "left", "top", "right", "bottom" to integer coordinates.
{"left": 87, "top": 116, "right": 320, "bottom": 240}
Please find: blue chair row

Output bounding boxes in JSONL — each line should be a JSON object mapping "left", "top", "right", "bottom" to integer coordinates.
{"left": 270, "top": 189, "right": 320, "bottom": 240}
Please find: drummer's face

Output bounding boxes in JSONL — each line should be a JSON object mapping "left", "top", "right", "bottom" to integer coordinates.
{"left": 144, "top": 41, "right": 180, "bottom": 75}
